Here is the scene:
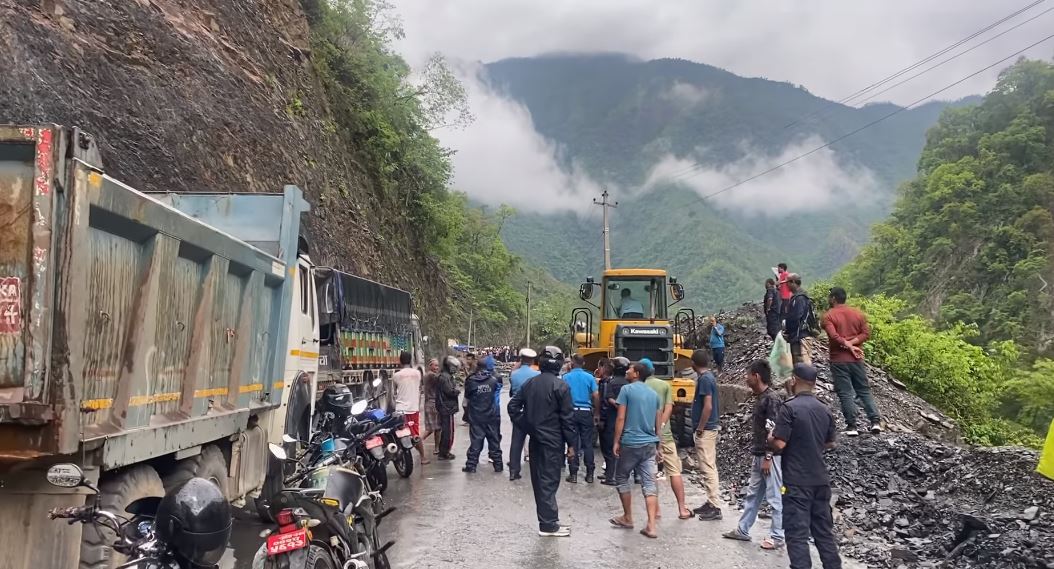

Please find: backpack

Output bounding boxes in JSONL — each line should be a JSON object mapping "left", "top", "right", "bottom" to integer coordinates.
{"left": 800, "top": 294, "right": 821, "bottom": 338}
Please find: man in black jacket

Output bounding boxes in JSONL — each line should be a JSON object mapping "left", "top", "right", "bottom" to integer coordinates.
{"left": 599, "top": 357, "right": 629, "bottom": 485}
{"left": 463, "top": 360, "right": 503, "bottom": 473}
{"left": 508, "top": 345, "right": 577, "bottom": 537}
{"left": 436, "top": 356, "right": 461, "bottom": 461}
{"left": 782, "top": 274, "right": 815, "bottom": 365}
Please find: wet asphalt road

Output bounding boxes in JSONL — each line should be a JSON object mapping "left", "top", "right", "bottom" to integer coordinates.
{"left": 221, "top": 386, "right": 860, "bottom": 569}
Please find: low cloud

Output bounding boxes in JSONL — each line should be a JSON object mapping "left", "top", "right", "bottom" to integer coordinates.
{"left": 435, "top": 62, "right": 604, "bottom": 213}
{"left": 644, "top": 138, "right": 879, "bottom": 216}
{"left": 662, "top": 81, "right": 711, "bottom": 107}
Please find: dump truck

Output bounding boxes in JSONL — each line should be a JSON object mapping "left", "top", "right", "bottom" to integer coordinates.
{"left": 571, "top": 268, "right": 700, "bottom": 447}
{"left": 0, "top": 124, "right": 421, "bottom": 569}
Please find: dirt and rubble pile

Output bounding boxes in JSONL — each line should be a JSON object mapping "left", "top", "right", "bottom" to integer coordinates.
{"left": 684, "top": 303, "right": 1054, "bottom": 569}
{"left": 0, "top": 0, "right": 455, "bottom": 339}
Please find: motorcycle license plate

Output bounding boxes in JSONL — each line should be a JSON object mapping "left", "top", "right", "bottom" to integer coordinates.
{"left": 395, "top": 428, "right": 411, "bottom": 438}
{"left": 365, "top": 436, "right": 384, "bottom": 450}
{"left": 266, "top": 528, "right": 308, "bottom": 555}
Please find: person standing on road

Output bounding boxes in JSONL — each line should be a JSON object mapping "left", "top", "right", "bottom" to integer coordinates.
{"left": 484, "top": 355, "right": 503, "bottom": 445}
{"left": 723, "top": 360, "right": 784, "bottom": 549}
{"left": 690, "top": 349, "right": 723, "bottom": 520}
{"left": 783, "top": 274, "right": 817, "bottom": 365}
{"left": 421, "top": 358, "right": 441, "bottom": 455}
{"left": 823, "top": 287, "right": 883, "bottom": 437}
{"left": 609, "top": 362, "right": 662, "bottom": 539}
{"left": 709, "top": 316, "right": 726, "bottom": 372}
{"left": 562, "top": 354, "right": 599, "bottom": 484}
{"left": 507, "top": 348, "right": 540, "bottom": 481}
{"left": 392, "top": 351, "right": 430, "bottom": 465}
{"left": 436, "top": 356, "right": 462, "bottom": 461}
{"left": 508, "top": 346, "right": 577, "bottom": 537}
{"left": 600, "top": 357, "right": 630, "bottom": 485}
{"left": 463, "top": 359, "right": 503, "bottom": 473}
{"left": 644, "top": 364, "right": 693, "bottom": 520}
{"left": 769, "top": 363, "right": 843, "bottom": 569}
{"left": 461, "top": 353, "right": 477, "bottom": 426}
{"left": 764, "top": 279, "right": 782, "bottom": 340}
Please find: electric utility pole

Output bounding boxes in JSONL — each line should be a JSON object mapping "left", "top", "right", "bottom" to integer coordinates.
{"left": 525, "top": 280, "right": 532, "bottom": 347}
{"left": 593, "top": 190, "right": 618, "bottom": 270}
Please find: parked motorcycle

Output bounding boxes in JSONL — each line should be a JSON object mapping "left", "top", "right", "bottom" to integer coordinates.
{"left": 253, "top": 442, "right": 394, "bottom": 569}
{"left": 45, "top": 463, "right": 231, "bottom": 569}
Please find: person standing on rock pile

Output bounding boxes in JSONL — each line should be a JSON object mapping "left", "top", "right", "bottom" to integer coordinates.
{"left": 508, "top": 346, "right": 577, "bottom": 537}
{"left": 690, "top": 349, "right": 724, "bottom": 521}
{"left": 822, "top": 287, "right": 882, "bottom": 437}
{"left": 709, "top": 315, "right": 726, "bottom": 372}
{"left": 769, "top": 363, "right": 843, "bottom": 569}
{"left": 783, "top": 274, "right": 819, "bottom": 365}
{"left": 600, "top": 357, "right": 630, "bottom": 485}
{"left": 776, "top": 263, "right": 792, "bottom": 323}
{"left": 764, "top": 278, "right": 782, "bottom": 340}
{"left": 723, "top": 360, "right": 784, "bottom": 550}
{"left": 507, "top": 348, "right": 540, "bottom": 481}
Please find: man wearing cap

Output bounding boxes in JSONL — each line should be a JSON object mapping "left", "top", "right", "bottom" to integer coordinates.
{"left": 783, "top": 274, "right": 815, "bottom": 365}
{"left": 562, "top": 354, "right": 599, "bottom": 484}
{"left": 769, "top": 363, "right": 843, "bottom": 569}
{"left": 507, "top": 348, "right": 540, "bottom": 481}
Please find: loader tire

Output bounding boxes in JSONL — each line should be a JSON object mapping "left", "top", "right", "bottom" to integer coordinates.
{"left": 163, "top": 444, "right": 230, "bottom": 500}
{"left": 80, "top": 465, "right": 165, "bottom": 569}
{"left": 670, "top": 405, "right": 694, "bottom": 449}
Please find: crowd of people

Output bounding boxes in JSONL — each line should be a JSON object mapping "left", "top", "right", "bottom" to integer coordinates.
{"left": 383, "top": 263, "right": 890, "bottom": 569}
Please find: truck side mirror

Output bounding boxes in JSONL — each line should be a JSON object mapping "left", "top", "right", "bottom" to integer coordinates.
{"left": 671, "top": 283, "right": 685, "bottom": 302}
{"left": 579, "top": 283, "right": 594, "bottom": 301}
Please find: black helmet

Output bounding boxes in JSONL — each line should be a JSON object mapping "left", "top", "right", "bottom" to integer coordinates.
{"left": 442, "top": 355, "right": 462, "bottom": 374}
{"left": 319, "top": 383, "right": 354, "bottom": 417}
{"left": 538, "top": 346, "right": 563, "bottom": 374}
{"left": 611, "top": 356, "right": 630, "bottom": 375}
{"left": 155, "top": 477, "right": 232, "bottom": 567}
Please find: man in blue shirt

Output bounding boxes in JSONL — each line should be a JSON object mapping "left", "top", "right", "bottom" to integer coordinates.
{"left": 610, "top": 361, "right": 662, "bottom": 538}
{"left": 562, "top": 354, "right": 599, "bottom": 483}
{"left": 709, "top": 316, "right": 726, "bottom": 371}
{"left": 507, "top": 348, "right": 540, "bottom": 481}
{"left": 690, "top": 349, "right": 723, "bottom": 520}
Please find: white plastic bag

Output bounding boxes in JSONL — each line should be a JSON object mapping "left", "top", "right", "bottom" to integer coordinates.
{"left": 769, "top": 334, "right": 794, "bottom": 379}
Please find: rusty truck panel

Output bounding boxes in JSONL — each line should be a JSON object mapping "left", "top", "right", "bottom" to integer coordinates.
{"left": 0, "top": 125, "right": 308, "bottom": 467}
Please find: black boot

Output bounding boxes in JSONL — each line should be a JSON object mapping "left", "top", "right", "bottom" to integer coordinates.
{"left": 493, "top": 462, "right": 504, "bottom": 473}
{"left": 462, "top": 465, "right": 476, "bottom": 473}
{"left": 509, "top": 471, "right": 522, "bottom": 481}
{"left": 565, "top": 473, "right": 578, "bottom": 484}
{"left": 585, "top": 471, "right": 595, "bottom": 484}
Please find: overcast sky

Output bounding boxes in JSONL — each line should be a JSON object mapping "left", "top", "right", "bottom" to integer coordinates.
{"left": 389, "top": 0, "right": 1054, "bottom": 212}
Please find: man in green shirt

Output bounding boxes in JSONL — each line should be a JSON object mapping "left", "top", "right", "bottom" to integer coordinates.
{"left": 645, "top": 369, "right": 693, "bottom": 520}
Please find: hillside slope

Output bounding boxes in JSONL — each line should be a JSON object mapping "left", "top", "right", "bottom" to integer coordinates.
{"left": 0, "top": 0, "right": 454, "bottom": 338}
{"left": 490, "top": 54, "right": 975, "bottom": 311}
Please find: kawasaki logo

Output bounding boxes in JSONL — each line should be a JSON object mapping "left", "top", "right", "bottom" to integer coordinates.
{"left": 625, "top": 327, "right": 665, "bottom": 336}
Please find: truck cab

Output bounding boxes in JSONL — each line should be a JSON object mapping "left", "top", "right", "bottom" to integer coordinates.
{"left": 572, "top": 268, "right": 699, "bottom": 446}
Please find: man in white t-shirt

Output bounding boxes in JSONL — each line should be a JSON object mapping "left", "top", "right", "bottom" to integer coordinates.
{"left": 393, "top": 351, "right": 429, "bottom": 464}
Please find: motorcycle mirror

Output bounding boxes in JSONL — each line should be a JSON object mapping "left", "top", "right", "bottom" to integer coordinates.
{"left": 351, "top": 400, "right": 368, "bottom": 415}
{"left": 282, "top": 434, "right": 298, "bottom": 444}
{"left": 46, "top": 463, "right": 85, "bottom": 488}
{"left": 268, "top": 443, "right": 288, "bottom": 461}
{"left": 372, "top": 377, "right": 382, "bottom": 388}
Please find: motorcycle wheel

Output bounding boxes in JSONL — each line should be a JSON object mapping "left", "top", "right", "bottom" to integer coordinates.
{"left": 393, "top": 448, "right": 414, "bottom": 478}
{"left": 368, "top": 461, "right": 389, "bottom": 493}
{"left": 304, "top": 545, "right": 337, "bottom": 569}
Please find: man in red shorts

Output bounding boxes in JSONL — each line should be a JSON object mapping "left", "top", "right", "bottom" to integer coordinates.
{"left": 393, "top": 351, "right": 429, "bottom": 465}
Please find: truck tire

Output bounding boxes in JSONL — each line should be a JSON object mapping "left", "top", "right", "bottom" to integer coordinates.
{"left": 163, "top": 444, "right": 230, "bottom": 500}
{"left": 670, "top": 405, "right": 694, "bottom": 449}
{"left": 80, "top": 465, "right": 165, "bottom": 569}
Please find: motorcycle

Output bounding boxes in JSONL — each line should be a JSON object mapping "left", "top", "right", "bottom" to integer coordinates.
{"left": 254, "top": 440, "right": 394, "bottom": 569}
{"left": 44, "top": 463, "right": 229, "bottom": 569}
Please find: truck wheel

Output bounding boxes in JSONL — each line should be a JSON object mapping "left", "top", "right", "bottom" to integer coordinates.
{"left": 163, "top": 445, "right": 230, "bottom": 499}
{"left": 80, "top": 465, "right": 165, "bottom": 569}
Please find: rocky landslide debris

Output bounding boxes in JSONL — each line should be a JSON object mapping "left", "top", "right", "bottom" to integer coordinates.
{"left": 682, "top": 303, "right": 1053, "bottom": 569}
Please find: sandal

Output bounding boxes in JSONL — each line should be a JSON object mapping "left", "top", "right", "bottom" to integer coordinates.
{"left": 678, "top": 510, "right": 694, "bottom": 520}
{"left": 609, "top": 517, "right": 633, "bottom": 529}
{"left": 639, "top": 528, "right": 658, "bottom": 539}
{"left": 760, "top": 538, "right": 784, "bottom": 550}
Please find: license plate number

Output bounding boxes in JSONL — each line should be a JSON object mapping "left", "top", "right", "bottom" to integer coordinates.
{"left": 267, "top": 528, "right": 308, "bottom": 555}
{"left": 365, "top": 436, "right": 384, "bottom": 449}
{"left": 395, "top": 428, "right": 411, "bottom": 438}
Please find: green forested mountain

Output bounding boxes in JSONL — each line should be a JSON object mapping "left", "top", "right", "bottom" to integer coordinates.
{"left": 844, "top": 60, "right": 1054, "bottom": 359}
{"left": 489, "top": 54, "right": 975, "bottom": 311}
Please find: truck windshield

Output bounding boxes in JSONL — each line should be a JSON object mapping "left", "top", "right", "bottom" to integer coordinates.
{"left": 603, "top": 277, "right": 667, "bottom": 320}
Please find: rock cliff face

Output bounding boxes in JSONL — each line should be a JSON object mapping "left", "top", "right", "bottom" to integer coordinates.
{"left": 0, "top": 0, "right": 451, "bottom": 337}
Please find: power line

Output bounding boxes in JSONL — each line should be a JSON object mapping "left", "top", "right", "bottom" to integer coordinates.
{"left": 670, "top": 31, "right": 1054, "bottom": 202}
{"left": 851, "top": 5, "right": 1054, "bottom": 107}
{"left": 784, "top": 0, "right": 1047, "bottom": 129}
